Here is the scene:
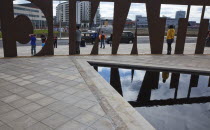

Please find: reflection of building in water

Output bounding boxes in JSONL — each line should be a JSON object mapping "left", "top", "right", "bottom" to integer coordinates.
{"left": 13, "top": 4, "right": 47, "bottom": 29}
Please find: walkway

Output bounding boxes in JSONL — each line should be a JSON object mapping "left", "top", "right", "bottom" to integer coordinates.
{"left": 0, "top": 48, "right": 210, "bottom": 129}
{"left": 0, "top": 43, "right": 210, "bottom": 57}
{"left": 0, "top": 57, "right": 115, "bottom": 130}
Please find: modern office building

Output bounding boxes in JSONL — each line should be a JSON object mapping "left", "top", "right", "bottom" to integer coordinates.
{"left": 135, "top": 11, "right": 196, "bottom": 28}
{"left": 80, "top": 1, "right": 90, "bottom": 27}
{"left": 56, "top": 1, "right": 100, "bottom": 27}
{"left": 100, "top": 17, "right": 134, "bottom": 27}
{"left": 136, "top": 15, "right": 179, "bottom": 28}
{"left": 175, "top": 11, "right": 186, "bottom": 19}
{"left": 165, "top": 17, "right": 178, "bottom": 27}
{"left": 56, "top": 2, "right": 81, "bottom": 26}
{"left": 13, "top": 4, "right": 47, "bottom": 29}
{"left": 136, "top": 15, "right": 148, "bottom": 27}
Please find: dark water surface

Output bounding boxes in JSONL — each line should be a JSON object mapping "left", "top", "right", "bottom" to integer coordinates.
{"left": 93, "top": 66, "right": 210, "bottom": 130}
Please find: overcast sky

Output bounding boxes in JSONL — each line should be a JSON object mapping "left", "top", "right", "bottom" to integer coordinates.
{"left": 13, "top": 0, "right": 210, "bottom": 23}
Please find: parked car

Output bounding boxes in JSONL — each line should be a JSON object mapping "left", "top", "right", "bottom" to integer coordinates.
{"left": 106, "top": 31, "right": 134, "bottom": 44}
{"left": 81, "top": 32, "right": 97, "bottom": 44}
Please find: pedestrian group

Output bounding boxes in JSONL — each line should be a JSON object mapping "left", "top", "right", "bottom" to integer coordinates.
{"left": 30, "top": 25, "right": 210, "bottom": 56}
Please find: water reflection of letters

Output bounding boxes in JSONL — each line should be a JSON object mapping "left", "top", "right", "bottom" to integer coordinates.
{"left": 110, "top": 68, "right": 123, "bottom": 96}
{"left": 130, "top": 71, "right": 210, "bottom": 107}
{"left": 94, "top": 66, "right": 210, "bottom": 107}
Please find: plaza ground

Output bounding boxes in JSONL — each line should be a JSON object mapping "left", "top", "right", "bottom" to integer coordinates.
{"left": 0, "top": 38, "right": 209, "bottom": 57}
{"left": 0, "top": 41, "right": 210, "bottom": 129}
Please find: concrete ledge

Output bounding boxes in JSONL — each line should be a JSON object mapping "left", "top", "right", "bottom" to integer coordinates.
{"left": 88, "top": 60, "right": 210, "bottom": 75}
{"left": 74, "top": 58, "right": 155, "bottom": 130}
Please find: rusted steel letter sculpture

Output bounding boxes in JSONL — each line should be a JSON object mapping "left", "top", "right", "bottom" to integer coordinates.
{"left": 112, "top": 0, "right": 131, "bottom": 54}
{"left": 0, "top": 0, "right": 33, "bottom": 57}
{"left": 0, "top": 0, "right": 53, "bottom": 57}
{"left": 1, "top": 0, "right": 210, "bottom": 57}
{"left": 146, "top": 0, "right": 166, "bottom": 54}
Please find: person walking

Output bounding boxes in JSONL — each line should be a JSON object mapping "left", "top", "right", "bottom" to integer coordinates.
{"left": 54, "top": 36, "right": 58, "bottom": 48}
{"left": 99, "top": 31, "right": 106, "bottom": 49}
{"left": 40, "top": 34, "right": 46, "bottom": 48}
{"left": 76, "top": 26, "right": 81, "bottom": 54}
{"left": 29, "top": 34, "right": 36, "bottom": 55}
{"left": 166, "top": 25, "right": 175, "bottom": 55}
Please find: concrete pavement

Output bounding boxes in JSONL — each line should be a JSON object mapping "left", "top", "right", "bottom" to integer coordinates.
{"left": 0, "top": 36, "right": 199, "bottom": 48}
{"left": 1, "top": 54, "right": 210, "bottom": 129}
{"left": 0, "top": 42, "right": 209, "bottom": 57}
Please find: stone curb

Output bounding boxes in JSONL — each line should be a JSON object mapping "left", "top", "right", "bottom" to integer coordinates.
{"left": 73, "top": 58, "right": 155, "bottom": 130}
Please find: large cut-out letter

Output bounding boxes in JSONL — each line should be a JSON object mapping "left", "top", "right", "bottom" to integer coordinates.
{"left": 146, "top": 0, "right": 166, "bottom": 54}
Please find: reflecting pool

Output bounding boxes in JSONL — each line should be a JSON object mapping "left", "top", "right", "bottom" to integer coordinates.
{"left": 93, "top": 66, "right": 210, "bottom": 130}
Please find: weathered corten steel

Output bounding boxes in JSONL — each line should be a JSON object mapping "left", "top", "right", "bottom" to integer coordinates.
{"left": 208, "top": 77, "right": 210, "bottom": 87}
{"left": 10, "top": 15, "right": 33, "bottom": 44}
{"left": 189, "top": 74, "right": 199, "bottom": 88}
{"left": 0, "top": 0, "right": 18, "bottom": 57}
{"left": 195, "top": 5, "right": 209, "bottom": 54}
{"left": 69, "top": 0, "right": 77, "bottom": 55}
{"left": 90, "top": 0, "right": 100, "bottom": 55}
{"left": 110, "top": 68, "right": 123, "bottom": 96}
{"left": 175, "top": 5, "right": 190, "bottom": 54}
{"left": 146, "top": 0, "right": 166, "bottom": 54}
{"left": 137, "top": 71, "right": 154, "bottom": 103}
{"left": 112, "top": 0, "right": 131, "bottom": 54}
{"left": 1, "top": 0, "right": 210, "bottom": 57}
{"left": 131, "top": 27, "right": 138, "bottom": 55}
{"left": 90, "top": 0, "right": 100, "bottom": 27}
{"left": 0, "top": 0, "right": 54, "bottom": 57}
{"left": 187, "top": 74, "right": 199, "bottom": 98}
{"left": 28, "top": 0, "right": 54, "bottom": 56}
{"left": 170, "top": 73, "right": 180, "bottom": 89}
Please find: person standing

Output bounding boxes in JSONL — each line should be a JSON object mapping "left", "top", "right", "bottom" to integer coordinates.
{"left": 166, "top": 25, "right": 175, "bottom": 55}
{"left": 162, "top": 72, "right": 169, "bottom": 83}
{"left": 40, "top": 34, "right": 46, "bottom": 47}
{"left": 205, "top": 31, "right": 210, "bottom": 47}
{"left": 91, "top": 32, "right": 96, "bottom": 44}
{"left": 99, "top": 31, "right": 106, "bottom": 49}
{"left": 75, "top": 26, "right": 81, "bottom": 54}
{"left": 29, "top": 34, "right": 36, "bottom": 55}
{"left": 54, "top": 36, "right": 58, "bottom": 48}
{"left": 110, "top": 34, "right": 113, "bottom": 47}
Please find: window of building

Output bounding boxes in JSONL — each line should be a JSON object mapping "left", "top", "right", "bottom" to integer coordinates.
{"left": 14, "top": 6, "right": 39, "bottom": 13}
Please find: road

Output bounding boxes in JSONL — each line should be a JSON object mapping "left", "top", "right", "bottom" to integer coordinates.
{"left": 0, "top": 36, "right": 198, "bottom": 48}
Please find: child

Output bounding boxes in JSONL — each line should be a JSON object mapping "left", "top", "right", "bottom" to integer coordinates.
{"left": 99, "top": 31, "right": 106, "bottom": 49}
{"left": 41, "top": 34, "right": 46, "bottom": 47}
{"left": 29, "top": 34, "right": 36, "bottom": 55}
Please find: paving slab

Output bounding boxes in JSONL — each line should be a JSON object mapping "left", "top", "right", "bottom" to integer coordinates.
{"left": 1, "top": 52, "right": 210, "bottom": 129}
{"left": 0, "top": 43, "right": 210, "bottom": 57}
